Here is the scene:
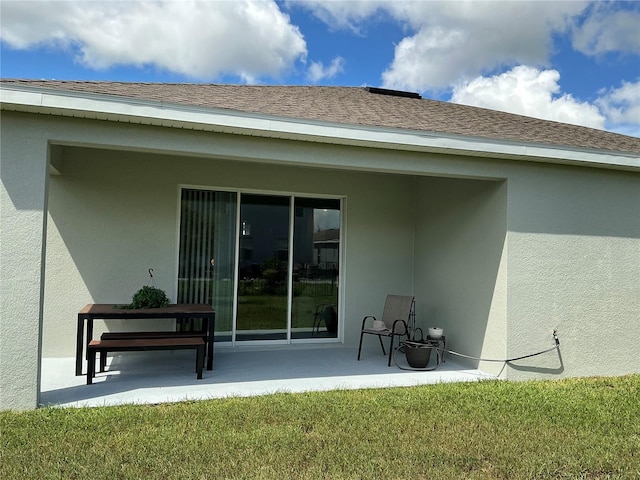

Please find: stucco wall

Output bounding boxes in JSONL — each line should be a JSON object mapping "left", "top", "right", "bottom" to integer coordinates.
{"left": 1, "top": 113, "right": 49, "bottom": 410}
{"left": 505, "top": 163, "right": 640, "bottom": 379}
{"left": 411, "top": 164, "right": 639, "bottom": 380}
{"left": 413, "top": 177, "right": 508, "bottom": 376}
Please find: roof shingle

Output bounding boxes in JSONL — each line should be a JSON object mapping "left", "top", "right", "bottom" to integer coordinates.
{"left": 2, "top": 79, "right": 639, "bottom": 154}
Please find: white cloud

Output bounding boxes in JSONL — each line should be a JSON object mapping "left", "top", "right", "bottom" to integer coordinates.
{"left": 296, "top": 1, "right": 639, "bottom": 136}
{"left": 572, "top": 2, "right": 640, "bottom": 56}
{"left": 450, "top": 65, "right": 606, "bottom": 130}
{"left": 596, "top": 80, "right": 640, "bottom": 136}
{"left": 296, "top": 0, "right": 588, "bottom": 91}
{"left": 0, "top": 0, "right": 307, "bottom": 82}
{"left": 382, "top": 1, "right": 590, "bottom": 91}
{"left": 286, "top": 0, "right": 384, "bottom": 34}
{"left": 307, "top": 56, "right": 345, "bottom": 83}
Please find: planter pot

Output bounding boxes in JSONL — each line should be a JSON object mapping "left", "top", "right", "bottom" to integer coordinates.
{"left": 404, "top": 342, "right": 433, "bottom": 368}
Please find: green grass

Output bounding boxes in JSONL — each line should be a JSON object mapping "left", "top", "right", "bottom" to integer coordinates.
{"left": 2, "top": 376, "right": 639, "bottom": 479}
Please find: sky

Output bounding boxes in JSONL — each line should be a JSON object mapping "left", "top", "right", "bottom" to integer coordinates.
{"left": 1, "top": 0, "right": 639, "bottom": 137}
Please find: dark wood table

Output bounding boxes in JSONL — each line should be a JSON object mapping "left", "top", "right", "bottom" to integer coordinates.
{"left": 76, "top": 304, "right": 215, "bottom": 376}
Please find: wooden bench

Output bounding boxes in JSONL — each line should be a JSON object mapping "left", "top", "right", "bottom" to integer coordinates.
{"left": 99, "top": 331, "right": 208, "bottom": 371}
{"left": 100, "top": 331, "right": 205, "bottom": 341}
{"left": 87, "top": 337, "right": 205, "bottom": 385}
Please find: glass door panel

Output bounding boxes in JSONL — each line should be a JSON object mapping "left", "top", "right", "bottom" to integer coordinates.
{"left": 179, "top": 189, "right": 341, "bottom": 344}
{"left": 291, "top": 198, "right": 340, "bottom": 339}
{"left": 178, "top": 189, "right": 237, "bottom": 341}
{"left": 236, "top": 194, "right": 290, "bottom": 341}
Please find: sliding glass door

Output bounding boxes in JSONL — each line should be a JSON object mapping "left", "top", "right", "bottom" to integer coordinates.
{"left": 291, "top": 198, "right": 340, "bottom": 339}
{"left": 236, "top": 194, "right": 290, "bottom": 341}
{"left": 178, "top": 188, "right": 340, "bottom": 344}
{"left": 177, "top": 189, "right": 236, "bottom": 341}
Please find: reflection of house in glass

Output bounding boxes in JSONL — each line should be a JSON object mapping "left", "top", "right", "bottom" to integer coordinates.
{"left": 239, "top": 195, "right": 290, "bottom": 280}
{"left": 293, "top": 201, "right": 340, "bottom": 281}
{"left": 314, "top": 228, "right": 339, "bottom": 271}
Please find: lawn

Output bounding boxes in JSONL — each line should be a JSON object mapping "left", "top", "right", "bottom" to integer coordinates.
{"left": 2, "top": 375, "right": 638, "bottom": 479}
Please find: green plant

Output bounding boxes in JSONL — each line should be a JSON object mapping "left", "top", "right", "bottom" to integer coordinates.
{"left": 117, "top": 285, "right": 170, "bottom": 309}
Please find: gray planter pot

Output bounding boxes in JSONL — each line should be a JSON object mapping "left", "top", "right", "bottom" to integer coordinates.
{"left": 404, "top": 341, "right": 433, "bottom": 368}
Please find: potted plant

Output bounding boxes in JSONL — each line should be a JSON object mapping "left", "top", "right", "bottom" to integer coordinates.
{"left": 118, "top": 285, "right": 170, "bottom": 309}
{"left": 403, "top": 328, "right": 434, "bottom": 368}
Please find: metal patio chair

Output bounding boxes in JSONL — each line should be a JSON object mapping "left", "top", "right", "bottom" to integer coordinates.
{"left": 357, "top": 294, "right": 415, "bottom": 366}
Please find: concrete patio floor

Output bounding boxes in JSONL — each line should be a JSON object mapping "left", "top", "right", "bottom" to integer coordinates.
{"left": 40, "top": 344, "right": 495, "bottom": 408}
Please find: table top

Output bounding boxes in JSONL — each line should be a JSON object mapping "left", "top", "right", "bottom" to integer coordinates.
{"left": 79, "top": 303, "right": 214, "bottom": 317}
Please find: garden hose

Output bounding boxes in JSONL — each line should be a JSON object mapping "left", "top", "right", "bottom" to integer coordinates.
{"left": 393, "top": 331, "right": 560, "bottom": 371}
{"left": 444, "top": 330, "right": 560, "bottom": 363}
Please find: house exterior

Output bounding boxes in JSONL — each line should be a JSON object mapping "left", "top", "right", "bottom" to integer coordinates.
{"left": 1, "top": 79, "right": 639, "bottom": 410}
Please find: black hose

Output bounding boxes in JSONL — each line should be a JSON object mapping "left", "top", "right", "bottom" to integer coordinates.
{"left": 444, "top": 331, "right": 560, "bottom": 363}
{"left": 393, "top": 332, "right": 560, "bottom": 371}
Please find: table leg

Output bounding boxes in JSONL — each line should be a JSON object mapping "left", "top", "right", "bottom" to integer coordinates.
{"left": 86, "top": 319, "right": 93, "bottom": 361}
{"left": 75, "top": 315, "right": 84, "bottom": 376}
{"left": 207, "top": 313, "right": 215, "bottom": 370}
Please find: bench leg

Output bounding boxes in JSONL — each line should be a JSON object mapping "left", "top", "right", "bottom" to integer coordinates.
{"left": 100, "top": 351, "right": 107, "bottom": 372}
{"left": 87, "top": 349, "right": 96, "bottom": 385}
{"left": 196, "top": 345, "right": 204, "bottom": 380}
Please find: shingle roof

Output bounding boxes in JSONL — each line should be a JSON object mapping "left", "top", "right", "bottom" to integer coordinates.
{"left": 2, "top": 79, "right": 639, "bottom": 154}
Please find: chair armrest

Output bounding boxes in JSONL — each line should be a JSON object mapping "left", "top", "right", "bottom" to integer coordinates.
{"left": 361, "top": 315, "right": 376, "bottom": 329}
{"left": 391, "top": 319, "right": 409, "bottom": 335}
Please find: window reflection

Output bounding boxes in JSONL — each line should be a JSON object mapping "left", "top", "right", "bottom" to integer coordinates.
{"left": 236, "top": 194, "right": 290, "bottom": 341}
{"left": 292, "top": 198, "right": 340, "bottom": 339}
{"left": 179, "top": 191, "right": 340, "bottom": 343}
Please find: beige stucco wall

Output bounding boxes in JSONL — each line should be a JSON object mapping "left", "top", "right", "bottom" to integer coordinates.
{"left": 2, "top": 110, "right": 639, "bottom": 409}
{"left": 505, "top": 163, "right": 640, "bottom": 379}
{"left": 1, "top": 113, "right": 49, "bottom": 410}
{"left": 413, "top": 177, "right": 508, "bottom": 377}
{"left": 411, "top": 164, "right": 639, "bottom": 379}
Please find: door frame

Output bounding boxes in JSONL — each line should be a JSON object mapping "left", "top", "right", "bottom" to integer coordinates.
{"left": 176, "top": 185, "right": 345, "bottom": 346}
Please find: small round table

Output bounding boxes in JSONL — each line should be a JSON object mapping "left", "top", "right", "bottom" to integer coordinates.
{"left": 426, "top": 335, "right": 446, "bottom": 363}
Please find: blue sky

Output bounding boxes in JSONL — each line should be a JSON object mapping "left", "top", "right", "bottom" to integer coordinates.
{"left": 1, "top": 0, "right": 639, "bottom": 136}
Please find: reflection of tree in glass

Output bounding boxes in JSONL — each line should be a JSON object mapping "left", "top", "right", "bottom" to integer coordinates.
{"left": 262, "top": 256, "right": 287, "bottom": 294}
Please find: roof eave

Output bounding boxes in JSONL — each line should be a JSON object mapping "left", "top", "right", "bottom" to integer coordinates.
{"left": 1, "top": 84, "right": 638, "bottom": 172}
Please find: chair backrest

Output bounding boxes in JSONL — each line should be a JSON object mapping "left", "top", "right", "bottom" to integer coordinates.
{"left": 381, "top": 295, "right": 415, "bottom": 333}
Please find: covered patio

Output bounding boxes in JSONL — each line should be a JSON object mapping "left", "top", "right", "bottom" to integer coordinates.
{"left": 40, "top": 345, "right": 493, "bottom": 408}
